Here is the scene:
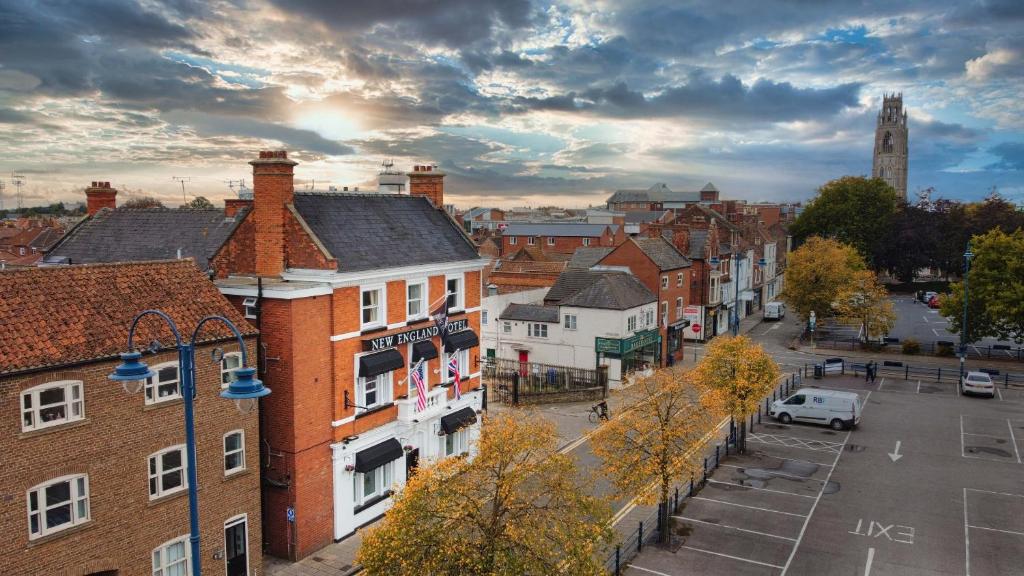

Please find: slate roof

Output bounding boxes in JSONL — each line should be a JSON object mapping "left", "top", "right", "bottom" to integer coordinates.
{"left": 499, "top": 303, "right": 560, "bottom": 323}
{"left": 701, "top": 182, "right": 719, "bottom": 192}
{"left": 0, "top": 260, "right": 256, "bottom": 376}
{"left": 557, "top": 271, "right": 656, "bottom": 310}
{"left": 567, "top": 247, "right": 614, "bottom": 269}
{"left": 45, "top": 207, "right": 248, "bottom": 271}
{"left": 623, "top": 210, "right": 669, "bottom": 224}
{"left": 686, "top": 229, "right": 709, "bottom": 260}
{"left": 631, "top": 237, "right": 691, "bottom": 270}
{"left": 292, "top": 193, "right": 479, "bottom": 273}
{"left": 502, "top": 222, "right": 618, "bottom": 237}
{"left": 607, "top": 183, "right": 701, "bottom": 205}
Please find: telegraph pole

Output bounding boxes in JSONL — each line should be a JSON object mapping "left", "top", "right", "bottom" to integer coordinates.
{"left": 11, "top": 172, "right": 25, "bottom": 210}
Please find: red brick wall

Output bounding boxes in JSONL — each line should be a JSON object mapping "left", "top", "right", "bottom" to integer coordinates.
{"left": 503, "top": 236, "right": 602, "bottom": 254}
{"left": 211, "top": 214, "right": 256, "bottom": 278}
{"left": 408, "top": 171, "right": 444, "bottom": 207}
{"left": 0, "top": 340, "right": 261, "bottom": 576}
{"left": 251, "top": 153, "right": 296, "bottom": 276}
{"left": 284, "top": 210, "right": 335, "bottom": 270}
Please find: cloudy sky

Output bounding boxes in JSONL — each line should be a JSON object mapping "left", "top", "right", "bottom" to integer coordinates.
{"left": 1, "top": 0, "right": 1022, "bottom": 209}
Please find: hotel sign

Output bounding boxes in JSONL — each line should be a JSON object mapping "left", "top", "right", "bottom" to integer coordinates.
{"left": 364, "top": 319, "right": 468, "bottom": 351}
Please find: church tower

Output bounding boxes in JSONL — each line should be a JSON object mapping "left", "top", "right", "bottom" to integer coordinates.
{"left": 872, "top": 93, "right": 908, "bottom": 198}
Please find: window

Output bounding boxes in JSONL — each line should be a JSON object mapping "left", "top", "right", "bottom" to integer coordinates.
{"left": 661, "top": 302, "right": 668, "bottom": 324}
{"left": 224, "top": 430, "right": 245, "bottom": 475}
{"left": 21, "top": 380, "right": 84, "bottom": 431}
{"left": 677, "top": 273, "right": 683, "bottom": 287}
{"left": 145, "top": 362, "right": 181, "bottom": 405}
{"left": 20, "top": 247, "right": 26, "bottom": 256}
{"left": 482, "top": 310, "right": 488, "bottom": 325}
{"left": 647, "top": 309, "right": 655, "bottom": 327}
{"left": 242, "top": 297, "right": 257, "bottom": 320}
{"left": 661, "top": 276, "right": 668, "bottom": 290}
{"left": 583, "top": 238, "right": 592, "bottom": 246}
{"left": 220, "top": 352, "right": 241, "bottom": 387}
{"left": 353, "top": 462, "right": 392, "bottom": 508}
{"left": 361, "top": 286, "right": 383, "bottom": 328}
{"left": 509, "top": 236, "right": 517, "bottom": 245}
{"left": 149, "top": 445, "right": 187, "bottom": 499}
{"left": 784, "top": 394, "right": 806, "bottom": 406}
{"left": 446, "top": 276, "right": 463, "bottom": 310}
{"left": 527, "top": 236, "right": 536, "bottom": 246}
{"left": 27, "top": 475, "right": 89, "bottom": 539}
{"left": 502, "top": 321, "right": 511, "bottom": 334}
{"left": 627, "top": 316, "right": 637, "bottom": 332}
{"left": 153, "top": 535, "right": 190, "bottom": 576}
{"left": 357, "top": 372, "right": 392, "bottom": 410}
{"left": 444, "top": 428, "right": 469, "bottom": 456}
{"left": 676, "top": 297, "right": 683, "bottom": 319}
{"left": 547, "top": 237, "right": 555, "bottom": 246}
{"left": 444, "top": 349, "right": 470, "bottom": 383}
{"left": 407, "top": 281, "right": 426, "bottom": 320}
{"left": 528, "top": 323, "right": 548, "bottom": 338}
{"left": 564, "top": 314, "right": 577, "bottom": 330}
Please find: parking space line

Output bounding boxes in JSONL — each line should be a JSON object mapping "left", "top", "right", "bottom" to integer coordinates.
{"left": 962, "top": 453, "right": 1019, "bottom": 464}
{"left": 737, "top": 453, "right": 836, "bottom": 469}
{"left": 966, "top": 488, "right": 1024, "bottom": 498}
{"left": 960, "top": 415, "right": 966, "bottom": 458}
{"left": 629, "top": 565, "right": 675, "bottom": 576}
{"left": 864, "top": 547, "right": 875, "bottom": 576}
{"left": 916, "top": 380, "right": 921, "bottom": 393}
{"left": 964, "top": 487, "right": 971, "bottom": 576}
{"left": 967, "top": 524, "right": 1024, "bottom": 537}
{"left": 878, "top": 377, "right": 885, "bottom": 390}
{"left": 673, "top": 515, "right": 798, "bottom": 541}
{"left": 963, "top": 431, "right": 1008, "bottom": 440}
{"left": 719, "top": 463, "right": 827, "bottom": 482}
{"left": 1008, "top": 419, "right": 1022, "bottom": 464}
{"left": 690, "top": 496, "right": 807, "bottom": 518}
{"left": 707, "top": 479, "right": 816, "bottom": 499}
{"left": 747, "top": 433, "right": 844, "bottom": 454}
{"left": 996, "top": 387, "right": 1003, "bottom": 401}
{"left": 679, "top": 546, "right": 785, "bottom": 570}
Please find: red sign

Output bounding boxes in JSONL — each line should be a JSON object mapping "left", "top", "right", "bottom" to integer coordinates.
{"left": 691, "top": 323, "right": 701, "bottom": 333}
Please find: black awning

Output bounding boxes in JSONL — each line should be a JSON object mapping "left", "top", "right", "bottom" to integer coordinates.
{"left": 447, "top": 329, "right": 479, "bottom": 351}
{"left": 412, "top": 340, "right": 438, "bottom": 363}
{"left": 359, "top": 349, "right": 404, "bottom": 379}
{"left": 440, "top": 407, "right": 478, "bottom": 435}
{"left": 354, "top": 438, "right": 404, "bottom": 473}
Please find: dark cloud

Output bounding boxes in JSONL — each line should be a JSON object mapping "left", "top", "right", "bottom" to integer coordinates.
{"left": 0, "top": 107, "right": 35, "bottom": 124}
{"left": 165, "top": 111, "right": 355, "bottom": 156}
{"left": 986, "top": 142, "right": 1024, "bottom": 170}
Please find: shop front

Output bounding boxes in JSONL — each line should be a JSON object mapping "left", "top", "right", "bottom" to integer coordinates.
{"left": 595, "top": 329, "right": 661, "bottom": 385}
{"left": 666, "top": 319, "right": 690, "bottom": 365}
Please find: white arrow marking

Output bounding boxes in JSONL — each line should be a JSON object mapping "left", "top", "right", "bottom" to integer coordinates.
{"left": 888, "top": 440, "right": 903, "bottom": 463}
{"left": 864, "top": 547, "right": 875, "bottom": 576}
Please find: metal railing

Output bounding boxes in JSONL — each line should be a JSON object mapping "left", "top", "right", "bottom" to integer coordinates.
{"left": 484, "top": 357, "right": 608, "bottom": 405}
{"left": 803, "top": 332, "right": 1024, "bottom": 362}
{"left": 796, "top": 356, "right": 1024, "bottom": 387}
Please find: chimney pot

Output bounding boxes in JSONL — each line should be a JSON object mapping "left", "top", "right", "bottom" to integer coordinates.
{"left": 85, "top": 180, "right": 117, "bottom": 216}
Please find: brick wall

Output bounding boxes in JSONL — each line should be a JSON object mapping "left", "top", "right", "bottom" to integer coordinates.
{"left": 211, "top": 214, "right": 256, "bottom": 278}
{"left": 284, "top": 209, "right": 335, "bottom": 270}
{"left": 0, "top": 340, "right": 261, "bottom": 576}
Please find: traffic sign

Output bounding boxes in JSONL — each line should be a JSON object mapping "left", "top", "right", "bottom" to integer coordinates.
{"left": 286, "top": 506, "right": 295, "bottom": 523}
{"left": 692, "top": 323, "right": 701, "bottom": 333}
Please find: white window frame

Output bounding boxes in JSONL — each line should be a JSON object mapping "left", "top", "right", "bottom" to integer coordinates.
{"left": 564, "top": 314, "right": 577, "bottom": 330}
{"left": 676, "top": 297, "right": 683, "bottom": 319}
{"left": 360, "top": 284, "right": 385, "bottom": 330}
{"left": 220, "top": 352, "right": 242, "bottom": 388}
{"left": 627, "top": 315, "right": 636, "bottom": 332}
{"left": 406, "top": 279, "right": 427, "bottom": 321}
{"left": 527, "top": 236, "right": 536, "bottom": 246}
{"left": 677, "top": 272, "right": 683, "bottom": 287}
{"left": 223, "top": 515, "right": 250, "bottom": 576}
{"left": 242, "top": 297, "right": 257, "bottom": 320}
{"left": 444, "top": 348, "right": 470, "bottom": 384}
{"left": 502, "top": 321, "right": 512, "bottom": 334}
{"left": 21, "top": 380, "right": 84, "bottom": 432}
{"left": 153, "top": 535, "right": 190, "bottom": 576}
{"left": 446, "top": 274, "right": 464, "bottom": 311}
{"left": 661, "top": 276, "right": 668, "bottom": 290}
{"left": 509, "top": 236, "right": 517, "bottom": 245}
{"left": 528, "top": 323, "right": 548, "bottom": 338}
{"left": 148, "top": 445, "right": 187, "bottom": 500}
{"left": 546, "top": 236, "right": 555, "bottom": 246}
{"left": 481, "top": 310, "right": 488, "bottom": 325}
{"left": 27, "top": 474, "right": 89, "bottom": 539}
{"left": 353, "top": 462, "right": 393, "bottom": 508}
{"left": 444, "top": 428, "right": 470, "bottom": 457}
{"left": 661, "top": 301, "right": 668, "bottom": 324}
{"left": 223, "top": 430, "right": 246, "bottom": 475}
{"left": 145, "top": 361, "right": 181, "bottom": 405}
{"left": 583, "top": 238, "right": 592, "bottom": 247}
{"left": 357, "top": 371, "right": 393, "bottom": 411}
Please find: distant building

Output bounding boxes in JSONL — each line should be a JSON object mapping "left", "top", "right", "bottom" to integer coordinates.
{"left": 606, "top": 183, "right": 719, "bottom": 212}
{"left": 501, "top": 222, "right": 623, "bottom": 255}
{"left": 872, "top": 93, "right": 909, "bottom": 198}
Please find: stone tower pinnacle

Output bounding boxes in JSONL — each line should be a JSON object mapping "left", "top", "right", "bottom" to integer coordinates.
{"left": 872, "top": 92, "right": 908, "bottom": 198}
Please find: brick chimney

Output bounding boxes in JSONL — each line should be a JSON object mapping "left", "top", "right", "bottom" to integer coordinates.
{"left": 85, "top": 181, "right": 117, "bottom": 216}
{"left": 249, "top": 150, "right": 297, "bottom": 276}
{"left": 408, "top": 164, "right": 445, "bottom": 208}
{"left": 224, "top": 198, "right": 253, "bottom": 218}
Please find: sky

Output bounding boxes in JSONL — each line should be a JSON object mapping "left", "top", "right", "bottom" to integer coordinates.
{"left": 0, "top": 0, "right": 1022, "bottom": 209}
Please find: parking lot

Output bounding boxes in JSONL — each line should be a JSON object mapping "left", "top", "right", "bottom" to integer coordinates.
{"left": 887, "top": 297, "right": 1018, "bottom": 354}
{"left": 625, "top": 374, "right": 1024, "bottom": 575}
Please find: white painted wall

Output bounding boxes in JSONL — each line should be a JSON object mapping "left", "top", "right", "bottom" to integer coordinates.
{"left": 481, "top": 288, "right": 548, "bottom": 356}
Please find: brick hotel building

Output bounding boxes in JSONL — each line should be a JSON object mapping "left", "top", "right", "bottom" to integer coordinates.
{"left": 211, "top": 153, "right": 486, "bottom": 559}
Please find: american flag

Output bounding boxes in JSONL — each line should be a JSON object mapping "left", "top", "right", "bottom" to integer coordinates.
{"left": 448, "top": 353, "right": 462, "bottom": 400}
{"left": 411, "top": 359, "right": 427, "bottom": 412}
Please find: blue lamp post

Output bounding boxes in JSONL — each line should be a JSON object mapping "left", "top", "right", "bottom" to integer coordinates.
{"left": 109, "top": 310, "right": 269, "bottom": 576}
{"left": 959, "top": 243, "right": 974, "bottom": 383}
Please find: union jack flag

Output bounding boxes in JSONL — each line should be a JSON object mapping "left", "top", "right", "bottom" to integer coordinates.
{"left": 448, "top": 353, "right": 462, "bottom": 400}
{"left": 411, "top": 359, "right": 427, "bottom": 412}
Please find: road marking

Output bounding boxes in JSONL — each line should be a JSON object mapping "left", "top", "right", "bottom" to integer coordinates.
{"left": 968, "top": 524, "right": 1024, "bottom": 537}
{"left": 963, "top": 431, "right": 1009, "bottom": 440}
{"left": 1008, "top": 419, "right": 1022, "bottom": 464}
{"left": 964, "top": 487, "right": 971, "bottom": 576}
{"left": 680, "top": 546, "right": 785, "bottom": 569}
{"left": 922, "top": 315, "right": 929, "bottom": 323}
{"left": 932, "top": 328, "right": 945, "bottom": 338}
{"left": 960, "top": 414, "right": 966, "bottom": 458}
{"left": 864, "top": 547, "right": 875, "bottom": 576}
{"left": 966, "top": 488, "right": 1024, "bottom": 498}
{"left": 673, "top": 515, "right": 798, "bottom": 541}
{"left": 878, "top": 377, "right": 885, "bottom": 390}
{"left": 996, "top": 387, "right": 1003, "bottom": 401}
{"left": 719, "top": 463, "right": 826, "bottom": 482}
{"left": 780, "top": 428, "right": 851, "bottom": 575}
{"left": 887, "top": 440, "right": 903, "bottom": 463}
{"left": 690, "top": 496, "right": 807, "bottom": 518}
{"left": 628, "top": 565, "right": 675, "bottom": 576}
{"left": 916, "top": 380, "right": 921, "bottom": 393}
{"left": 707, "top": 478, "right": 816, "bottom": 499}
{"left": 747, "top": 432, "right": 844, "bottom": 454}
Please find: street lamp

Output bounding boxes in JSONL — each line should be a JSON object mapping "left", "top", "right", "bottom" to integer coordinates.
{"left": 959, "top": 243, "right": 974, "bottom": 383}
{"left": 109, "top": 309, "right": 269, "bottom": 576}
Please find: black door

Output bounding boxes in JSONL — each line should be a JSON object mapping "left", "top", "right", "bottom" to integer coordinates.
{"left": 406, "top": 448, "right": 420, "bottom": 478}
{"left": 225, "top": 518, "right": 248, "bottom": 576}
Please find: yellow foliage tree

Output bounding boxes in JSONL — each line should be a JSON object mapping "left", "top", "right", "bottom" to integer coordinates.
{"left": 590, "top": 367, "right": 723, "bottom": 545}
{"left": 358, "top": 410, "right": 613, "bottom": 575}
{"left": 834, "top": 269, "right": 896, "bottom": 342}
{"left": 692, "top": 335, "right": 781, "bottom": 454}
{"left": 782, "top": 236, "right": 867, "bottom": 321}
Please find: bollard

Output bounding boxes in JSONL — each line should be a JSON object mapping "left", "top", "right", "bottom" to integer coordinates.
{"left": 638, "top": 521, "right": 644, "bottom": 552}
{"left": 905, "top": 365, "right": 909, "bottom": 380}
{"left": 716, "top": 444, "right": 720, "bottom": 466}
{"left": 674, "top": 487, "right": 679, "bottom": 511}
{"left": 702, "top": 457, "right": 708, "bottom": 484}
{"left": 758, "top": 407, "right": 762, "bottom": 424}
{"left": 689, "top": 475, "right": 694, "bottom": 497}
{"left": 615, "top": 546, "right": 621, "bottom": 575}
{"left": 750, "top": 413, "right": 754, "bottom": 432}
{"left": 937, "top": 368, "right": 942, "bottom": 382}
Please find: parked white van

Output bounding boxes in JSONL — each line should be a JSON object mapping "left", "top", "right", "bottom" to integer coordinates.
{"left": 770, "top": 388, "right": 862, "bottom": 430}
{"left": 764, "top": 301, "right": 786, "bottom": 320}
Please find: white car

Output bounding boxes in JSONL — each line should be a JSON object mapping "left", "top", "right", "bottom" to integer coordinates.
{"left": 960, "top": 371, "right": 995, "bottom": 398}
{"left": 770, "top": 388, "right": 862, "bottom": 430}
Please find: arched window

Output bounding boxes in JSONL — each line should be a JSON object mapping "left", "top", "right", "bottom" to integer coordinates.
{"left": 882, "top": 132, "right": 894, "bottom": 154}
{"left": 879, "top": 166, "right": 887, "bottom": 179}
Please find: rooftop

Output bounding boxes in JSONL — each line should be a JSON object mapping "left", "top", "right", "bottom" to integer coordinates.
{"left": 630, "top": 237, "right": 691, "bottom": 270}
{"left": 502, "top": 222, "right": 618, "bottom": 237}
{"left": 545, "top": 269, "right": 655, "bottom": 310}
{"left": 499, "top": 303, "right": 560, "bottom": 323}
{"left": 567, "top": 246, "right": 614, "bottom": 269}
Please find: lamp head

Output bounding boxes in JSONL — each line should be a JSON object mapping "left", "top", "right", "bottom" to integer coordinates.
{"left": 109, "top": 351, "right": 154, "bottom": 394}
{"left": 219, "top": 366, "right": 270, "bottom": 414}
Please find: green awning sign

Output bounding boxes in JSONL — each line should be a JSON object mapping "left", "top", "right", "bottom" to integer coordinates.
{"left": 595, "top": 329, "right": 660, "bottom": 356}
{"left": 595, "top": 337, "right": 622, "bottom": 354}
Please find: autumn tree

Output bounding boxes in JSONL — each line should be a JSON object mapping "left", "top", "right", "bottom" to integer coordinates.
{"left": 184, "top": 196, "right": 215, "bottom": 209}
{"left": 834, "top": 269, "right": 896, "bottom": 341}
{"left": 692, "top": 336, "right": 780, "bottom": 454}
{"left": 358, "top": 411, "right": 613, "bottom": 576}
{"left": 782, "top": 236, "right": 867, "bottom": 320}
{"left": 121, "top": 197, "right": 165, "bottom": 209}
{"left": 591, "top": 367, "right": 723, "bottom": 545}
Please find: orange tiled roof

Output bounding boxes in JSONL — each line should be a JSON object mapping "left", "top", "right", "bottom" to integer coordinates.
{"left": 0, "top": 259, "right": 257, "bottom": 376}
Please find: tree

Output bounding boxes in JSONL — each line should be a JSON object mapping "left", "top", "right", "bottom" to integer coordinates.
{"left": 121, "top": 197, "right": 165, "bottom": 209}
{"left": 876, "top": 203, "right": 938, "bottom": 282}
{"left": 782, "top": 236, "right": 866, "bottom": 321}
{"left": 789, "top": 176, "right": 900, "bottom": 267}
{"left": 358, "top": 411, "right": 613, "bottom": 576}
{"left": 833, "top": 270, "right": 896, "bottom": 341}
{"left": 940, "top": 228, "right": 1024, "bottom": 344}
{"left": 691, "top": 336, "right": 780, "bottom": 454}
{"left": 591, "top": 367, "right": 723, "bottom": 545}
{"left": 183, "top": 196, "right": 215, "bottom": 209}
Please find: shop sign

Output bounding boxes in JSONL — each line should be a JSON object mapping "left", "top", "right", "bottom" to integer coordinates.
{"left": 622, "top": 329, "right": 660, "bottom": 354}
{"left": 683, "top": 306, "right": 701, "bottom": 322}
{"left": 364, "top": 319, "right": 468, "bottom": 351}
{"left": 595, "top": 337, "right": 622, "bottom": 355}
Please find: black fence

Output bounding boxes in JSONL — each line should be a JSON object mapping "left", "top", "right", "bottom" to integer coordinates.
{"left": 803, "top": 332, "right": 1024, "bottom": 362}
{"left": 794, "top": 356, "right": 1024, "bottom": 387}
{"left": 484, "top": 358, "right": 608, "bottom": 405}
